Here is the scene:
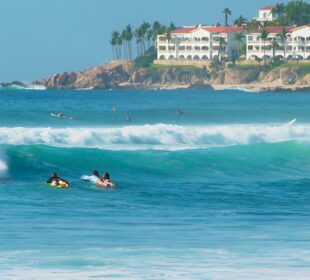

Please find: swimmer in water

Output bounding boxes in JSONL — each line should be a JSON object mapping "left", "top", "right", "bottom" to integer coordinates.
{"left": 112, "top": 106, "right": 117, "bottom": 112}
{"left": 125, "top": 113, "right": 132, "bottom": 122}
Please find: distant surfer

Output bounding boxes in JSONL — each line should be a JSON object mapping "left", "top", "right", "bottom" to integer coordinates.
{"left": 112, "top": 106, "right": 117, "bottom": 112}
{"left": 50, "top": 112, "right": 64, "bottom": 118}
{"left": 50, "top": 112, "right": 73, "bottom": 120}
{"left": 125, "top": 113, "right": 132, "bottom": 122}
{"left": 176, "top": 108, "right": 186, "bottom": 115}
{"left": 46, "top": 172, "right": 69, "bottom": 188}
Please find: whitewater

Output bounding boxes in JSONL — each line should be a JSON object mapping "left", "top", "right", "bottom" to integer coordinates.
{"left": 1, "top": 89, "right": 310, "bottom": 280}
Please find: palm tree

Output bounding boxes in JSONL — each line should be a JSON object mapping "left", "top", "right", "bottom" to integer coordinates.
{"left": 122, "top": 25, "right": 133, "bottom": 60}
{"left": 218, "top": 37, "right": 227, "bottom": 61}
{"left": 115, "top": 32, "right": 123, "bottom": 59}
{"left": 234, "top": 15, "right": 247, "bottom": 27}
{"left": 223, "top": 8, "right": 232, "bottom": 26}
{"left": 259, "top": 29, "right": 270, "bottom": 66}
{"left": 269, "top": 38, "right": 279, "bottom": 59}
{"left": 246, "top": 19, "right": 262, "bottom": 32}
{"left": 272, "top": 3, "right": 285, "bottom": 18}
{"left": 234, "top": 32, "right": 245, "bottom": 60}
{"left": 140, "top": 21, "right": 151, "bottom": 54}
{"left": 110, "top": 31, "right": 118, "bottom": 59}
{"left": 277, "top": 27, "right": 288, "bottom": 60}
{"left": 135, "top": 26, "right": 144, "bottom": 57}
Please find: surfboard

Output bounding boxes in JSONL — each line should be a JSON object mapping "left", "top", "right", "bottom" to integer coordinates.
{"left": 283, "top": 119, "right": 297, "bottom": 128}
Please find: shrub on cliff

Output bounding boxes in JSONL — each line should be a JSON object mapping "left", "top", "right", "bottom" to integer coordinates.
{"left": 133, "top": 47, "right": 157, "bottom": 69}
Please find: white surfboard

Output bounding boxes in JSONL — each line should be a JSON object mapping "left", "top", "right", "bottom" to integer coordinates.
{"left": 283, "top": 119, "right": 297, "bottom": 128}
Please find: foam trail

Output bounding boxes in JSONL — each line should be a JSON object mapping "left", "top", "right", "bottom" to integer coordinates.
{"left": 0, "top": 124, "right": 308, "bottom": 150}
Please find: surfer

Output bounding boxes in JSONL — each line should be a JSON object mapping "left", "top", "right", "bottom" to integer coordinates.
{"left": 81, "top": 170, "right": 115, "bottom": 187}
{"left": 125, "top": 113, "right": 132, "bottom": 122}
{"left": 50, "top": 112, "right": 73, "bottom": 120}
{"left": 176, "top": 108, "right": 186, "bottom": 115}
{"left": 112, "top": 106, "right": 117, "bottom": 112}
{"left": 102, "top": 172, "right": 116, "bottom": 188}
{"left": 46, "top": 172, "right": 69, "bottom": 187}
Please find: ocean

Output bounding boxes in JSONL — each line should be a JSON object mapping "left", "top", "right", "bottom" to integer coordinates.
{"left": 0, "top": 88, "right": 310, "bottom": 279}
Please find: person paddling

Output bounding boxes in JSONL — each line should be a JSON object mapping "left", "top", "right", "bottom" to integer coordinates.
{"left": 46, "top": 172, "right": 69, "bottom": 188}
{"left": 102, "top": 172, "right": 116, "bottom": 188}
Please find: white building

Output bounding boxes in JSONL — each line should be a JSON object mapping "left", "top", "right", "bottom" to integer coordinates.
{"left": 246, "top": 24, "right": 310, "bottom": 60}
{"left": 156, "top": 25, "right": 244, "bottom": 61}
{"left": 254, "top": 6, "right": 276, "bottom": 22}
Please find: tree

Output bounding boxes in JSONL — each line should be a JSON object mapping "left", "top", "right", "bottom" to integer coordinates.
{"left": 272, "top": 3, "right": 285, "bottom": 17}
{"left": 218, "top": 37, "right": 227, "bottom": 61}
{"left": 269, "top": 38, "right": 279, "bottom": 59}
{"left": 223, "top": 8, "right": 232, "bottom": 26}
{"left": 110, "top": 31, "right": 118, "bottom": 59}
{"left": 255, "top": 56, "right": 263, "bottom": 70}
{"left": 233, "top": 32, "right": 245, "bottom": 60}
{"left": 234, "top": 15, "right": 247, "bottom": 27}
{"left": 277, "top": 27, "right": 289, "bottom": 60}
{"left": 284, "top": 0, "right": 310, "bottom": 26}
{"left": 135, "top": 26, "right": 144, "bottom": 57}
{"left": 259, "top": 29, "right": 270, "bottom": 66}
{"left": 246, "top": 19, "right": 262, "bottom": 32}
{"left": 140, "top": 21, "right": 151, "bottom": 54}
{"left": 122, "top": 25, "right": 133, "bottom": 60}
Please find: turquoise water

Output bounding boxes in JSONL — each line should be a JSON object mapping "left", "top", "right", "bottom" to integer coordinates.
{"left": 1, "top": 89, "right": 310, "bottom": 279}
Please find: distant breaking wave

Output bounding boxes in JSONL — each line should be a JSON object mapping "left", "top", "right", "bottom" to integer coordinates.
{"left": 0, "top": 124, "right": 308, "bottom": 150}
{"left": 0, "top": 84, "right": 46, "bottom": 91}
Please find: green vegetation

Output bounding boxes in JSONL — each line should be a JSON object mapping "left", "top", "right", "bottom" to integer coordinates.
{"left": 276, "top": 63, "right": 310, "bottom": 73}
{"left": 110, "top": 21, "right": 176, "bottom": 61}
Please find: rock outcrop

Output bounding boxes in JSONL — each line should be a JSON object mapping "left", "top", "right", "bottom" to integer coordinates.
{"left": 39, "top": 61, "right": 131, "bottom": 89}
{"left": 32, "top": 60, "right": 310, "bottom": 91}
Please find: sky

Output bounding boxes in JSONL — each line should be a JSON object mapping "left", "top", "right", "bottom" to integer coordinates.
{"left": 0, "top": 0, "right": 292, "bottom": 82}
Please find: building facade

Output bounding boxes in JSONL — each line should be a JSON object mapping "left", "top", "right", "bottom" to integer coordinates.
{"left": 156, "top": 25, "right": 244, "bottom": 62}
{"left": 246, "top": 24, "right": 310, "bottom": 60}
{"left": 253, "top": 6, "right": 276, "bottom": 22}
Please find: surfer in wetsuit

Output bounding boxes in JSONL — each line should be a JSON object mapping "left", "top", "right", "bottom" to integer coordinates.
{"left": 46, "top": 172, "right": 69, "bottom": 187}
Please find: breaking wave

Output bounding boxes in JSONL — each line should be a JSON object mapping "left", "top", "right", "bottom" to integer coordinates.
{"left": 0, "top": 123, "right": 308, "bottom": 150}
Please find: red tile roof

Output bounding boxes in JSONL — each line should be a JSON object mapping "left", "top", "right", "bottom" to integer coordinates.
{"left": 172, "top": 26, "right": 242, "bottom": 34}
{"left": 251, "top": 26, "right": 295, "bottom": 34}
{"left": 204, "top": 26, "right": 243, "bottom": 33}
{"left": 172, "top": 27, "right": 196, "bottom": 34}
{"left": 260, "top": 5, "right": 273, "bottom": 11}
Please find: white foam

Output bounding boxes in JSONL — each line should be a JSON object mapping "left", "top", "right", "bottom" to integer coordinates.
{"left": 0, "top": 123, "right": 307, "bottom": 150}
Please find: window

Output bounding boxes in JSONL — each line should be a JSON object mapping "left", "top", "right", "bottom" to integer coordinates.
{"left": 202, "top": 37, "right": 209, "bottom": 41}
{"left": 195, "top": 46, "right": 200, "bottom": 51}
{"left": 159, "top": 46, "right": 166, "bottom": 51}
{"left": 248, "top": 45, "right": 253, "bottom": 50}
{"left": 202, "top": 46, "right": 209, "bottom": 51}
{"left": 248, "top": 36, "right": 253, "bottom": 41}
{"left": 187, "top": 46, "right": 192, "bottom": 51}
{"left": 168, "top": 46, "right": 175, "bottom": 51}
{"left": 179, "top": 46, "right": 185, "bottom": 51}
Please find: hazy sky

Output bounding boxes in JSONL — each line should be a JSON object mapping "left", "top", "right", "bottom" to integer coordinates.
{"left": 0, "top": 0, "right": 291, "bottom": 82}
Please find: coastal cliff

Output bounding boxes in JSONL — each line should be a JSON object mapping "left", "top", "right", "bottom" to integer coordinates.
{"left": 34, "top": 61, "right": 310, "bottom": 91}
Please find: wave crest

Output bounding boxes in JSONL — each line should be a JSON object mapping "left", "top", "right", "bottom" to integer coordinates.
{"left": 0, "top": 124, "right": 308, "bottom": 150}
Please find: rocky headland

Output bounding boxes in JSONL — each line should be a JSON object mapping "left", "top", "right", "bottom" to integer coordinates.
{"left": 27, "top": 61, "right": 310, "bottom": 92}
